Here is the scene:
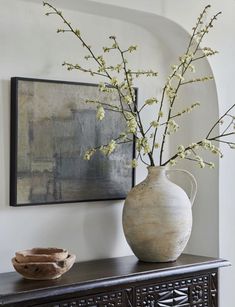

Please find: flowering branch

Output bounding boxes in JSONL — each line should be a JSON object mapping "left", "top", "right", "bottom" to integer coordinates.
{"left": 158, "top": 9, "right": 222, "bottom": 166}
{"left": 44, "top": 2, "right": 234, "bottom": 170}
{"left": 62, "top": 62, "right": 108, "bottom": 78}
{"left": 83, "top": 134, "right": 133, "bottom": 160}
{"left": 206, "top": 103, "right": 235, "bottom": 138}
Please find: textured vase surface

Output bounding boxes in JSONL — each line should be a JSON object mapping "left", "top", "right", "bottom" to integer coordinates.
{"left": 122, "top": 166, "right": 196, "bottom": 262}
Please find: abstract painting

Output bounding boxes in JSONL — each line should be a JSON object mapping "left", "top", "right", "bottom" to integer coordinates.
{"left": 10, "top": 77, "right": 135, "bottom": 206}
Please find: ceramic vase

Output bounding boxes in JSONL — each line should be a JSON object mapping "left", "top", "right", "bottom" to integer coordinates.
{"left": 122, "top": 166, "right": 197, "bottom": 262}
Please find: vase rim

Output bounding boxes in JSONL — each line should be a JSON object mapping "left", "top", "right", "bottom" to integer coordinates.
{"left": 147, "top": 165, "right": 167, "bottom": 169}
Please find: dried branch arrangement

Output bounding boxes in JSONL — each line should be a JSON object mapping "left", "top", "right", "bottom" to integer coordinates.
{"left": 44, "top": 3, "right": 235, "bottom": 168}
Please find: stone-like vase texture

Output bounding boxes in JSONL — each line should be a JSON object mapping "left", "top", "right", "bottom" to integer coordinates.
{"left": 122, "top": 166, "right": 197, "bottom": 262}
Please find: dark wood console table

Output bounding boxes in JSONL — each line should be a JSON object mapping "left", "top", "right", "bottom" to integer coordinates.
{"left": 0, "top": 254, "right": 229, "bottom": 307}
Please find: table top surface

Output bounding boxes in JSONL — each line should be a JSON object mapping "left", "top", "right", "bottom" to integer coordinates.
{"left": 0, "top": 254, "right": 230, "bottom": 305}
{"left": 0, "top": 253, "right": 229, "bottom": 299}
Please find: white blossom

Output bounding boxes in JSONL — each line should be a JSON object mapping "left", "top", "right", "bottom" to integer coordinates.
{"left": 124, "top": 95, "right": 132, "bottom": 104}
{"left": 189, "top": 64, "right": 196, "bottom": 73}
{"left": 158, "top": 111, "right": 164, "bottom": 117}
{"left": 178, "top": 145, "right": 185, "bottom": 152}
{"left": 208, "top": 162, "right": 215, "bottom": 169}
{"left": 170, "top": 159, "right": 177, "bottom": 166}
{"left": 84, "top": 149, "right": 96, "bottom": 160}
{"left": 128, "top": 45, "right": 138, "bottom": 52}
{"left": 100, "top": 140, "right": 117, "bottom": 156}
{"left": 150, "top": 121, "right": 159, "bottom": 128}
{"left": 179, "top": 53, "right": 193, "bottom": 64}
{"left": 131, "top": 159, "right": 138, "bottom": 168}
{"left": 175, "top": 74, "right": 185, "bottom": 82}
{"left": 166, "top": 84, "right": 177, "bottom": 100}
{"left": 167, "top": 119, "right": 179, "bottom": 134}
{"left": 125, "top": 112, "right": 137, "bottom": 133}
{"left": 96, "top": 106, "right": 105, "bottom": 120}
{"left": 136, "top": 137, "right": 151, "bottom": 154}
{"left": 110, "top": 77, "right": 118, "bottom": 86}
{"left": 145, "top": 97, "right": 158, "bottom": 105}
{"left": 199, "top": 161, "right": 206, "bottom": 168}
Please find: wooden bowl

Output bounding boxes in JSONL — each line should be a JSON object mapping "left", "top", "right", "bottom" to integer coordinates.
{"left": 15, "top": 248, "right": 68, "bottom": 263}
{"left": 12, "top": 254, "right": 76, "bottom": 280}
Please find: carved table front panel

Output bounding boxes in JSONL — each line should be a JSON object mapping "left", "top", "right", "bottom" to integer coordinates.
{"left": 0, "top": 255, "right": 228, "bottom": 307}
{"left": 36, "top": 272, "right": 218, "bottom": 307}
{"left": 136, "top": 275, "right": 210, "bottom": 307}
{"left": 135, "top": 273, "right": 216, "bottom": 307}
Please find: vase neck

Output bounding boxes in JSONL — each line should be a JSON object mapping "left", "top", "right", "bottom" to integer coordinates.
{"left": 147, "top": 166, "right": 167, "bottom": 182}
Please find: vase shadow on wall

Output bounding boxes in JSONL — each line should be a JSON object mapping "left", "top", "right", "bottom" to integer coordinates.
{"left": 82, "top": 202, "right": 120, "bottom": 259}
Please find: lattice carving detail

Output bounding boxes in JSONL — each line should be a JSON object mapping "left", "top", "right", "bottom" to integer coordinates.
{"left": 39, "top": 290, "right": 124, "bottom": 307}
{"left": 210, "top": 272, "right": 218, "bottom": 307}
{"left": 124, "top": 288, "right": 134, "bottom": 307}
{"left": 37, "top": 273, "right": 218, "bottom": 307}
{"left": 136, "top": 275, "right": 210, "bottom": 307}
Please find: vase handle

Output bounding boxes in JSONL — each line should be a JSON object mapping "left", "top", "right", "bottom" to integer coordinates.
{"left": 166, "top": 169, "right": 197, "bottom": 205}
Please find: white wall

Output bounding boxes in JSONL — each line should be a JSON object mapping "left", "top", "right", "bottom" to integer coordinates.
{"left": 0, "top": 0, "right": 172, "bottom": 273}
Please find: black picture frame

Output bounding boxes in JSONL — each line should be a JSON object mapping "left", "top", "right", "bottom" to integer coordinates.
{"left": 10, "top": 77, "right": 136, "bottom": 206}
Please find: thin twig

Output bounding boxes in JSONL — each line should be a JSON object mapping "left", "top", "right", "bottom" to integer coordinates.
{"left": 206, "top": 104, "right": 235, "bottom": 138}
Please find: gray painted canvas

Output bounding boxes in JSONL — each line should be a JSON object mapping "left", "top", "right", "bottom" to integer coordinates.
{"left": 13, "top": 79, "right": 134, "bottom": 205}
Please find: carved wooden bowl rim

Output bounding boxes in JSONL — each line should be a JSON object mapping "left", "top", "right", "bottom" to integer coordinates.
{"left": 15, "top": 247, "right": 68, "bottom": 263}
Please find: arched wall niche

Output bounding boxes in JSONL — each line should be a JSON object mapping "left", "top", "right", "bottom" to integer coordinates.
{"left": 0, "top": 0, "right": 219, "bottom": 273}
{"left": 34, "top": 0, "right": 220, "bottom": 257}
